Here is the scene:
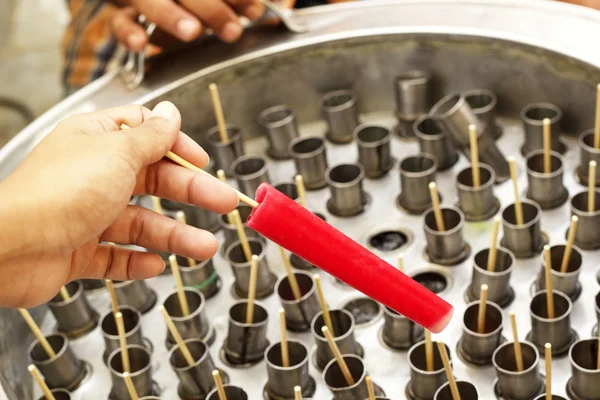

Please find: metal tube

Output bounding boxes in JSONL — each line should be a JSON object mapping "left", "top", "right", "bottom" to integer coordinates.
{"left": 206, "top": 385, "right": 248, "bottom": 400}
{"left": 406, "top": 341, "right": 451, "bottom": 400}
{"left": 223, "top": 300, "right": 270, "bottom": 365}
{"left": 381, "top": 306, "right": 424, "bottom": 350}
{"left": 113, "top": 279, "right": 157, "bottom": 315}
{"left": 265, "top": 340, "right": 314, "bottom": 399}
{"left": 311, "top": 309, "right": 362, "bottom": 370}
{"left": 28, "top": 333, "right": 85, "bottom": 390}
{"left": 434, "top": 381, "right": 479, "bottom": 399}
{"left": 457, "top": 301, "right": 504, "bottom": 365}
{"left": 160, "top": 193, "right": 220, "bottom": 234}
{"left": 231, "top": 155, "right": 270, "bottom": 197}
{"left": 320, "top": 90, "right": 359, "bottom": 144}
{"left": 48, "top": 280, "right": 98, "bottom": 338}
{"left": 493, "top": 341, "right": 543, "bottom": 400}
{"left": 528, "top": 290, "right": 575, "bottom": 356}
{"left": 218, "top": 204, "right": 262, "bottom": 256}
{"left": 464, "top": 89, "right": 502, "bottom": 140}
{"left": 414, "top": 115, "right": 458, "bottom": 171}
{"left": 169, "top": 338, "right": 218, "bottom": 399}
{"left": 455, "top": 163, "right": 499, "bottom": 221}
{"left": 175, "top": 255, "right": 220, "bottom": 300}
{"left": 354, "top": 124, "right": 393, "bottom": 179}
{"left": 289, "top": 136, "right": 328, "bottom": 190}
{"left": 423, "top": 205, "right": 468, "bottom": 266}
{"left": 258, "top": 104, "right": 299, "bottom": 160}
{"left": 533, "top": 396, "right": 567, "bottom": 400}
{"left": 568, "top": 338, "right": 600, "bottom": 400}
{"left": 520, "top": 103, "right": 564, "bottom": 156}
{"left": 224, "top": 238, "right": 275, "bottom": 298}
{"left": 393, "top": 70, "right": 432, "bottom": 138}
{"left": 108, "top": 345, "right": 154, "bottom": 400}
{"left": 570, "top": 190, "right": 600, "bottom": 250}
{"left": 163, "top": 288, "right": 213, "bottom": 348}
{"left": 205, "top": 125, "right": 245, "bottom": 176}
{"left": 276, "top": 271, "right": 320, "bottom": 332}
{"left": 535, "top": 244, "right": 583, "bottom": 301}
{"left": 397, "top": 153, "right": 439, "bottom": 214}
{"left": 100, "top": 306, "right": 146, "bottom": 364}
{"left": 577, "top": 129, "right": 600, "bottom": 186}
{"left": 525, "top": 150, "right": 569, "bottom": 209}
{"left": 273, "top": 182, "right": 299, "bottom": 202}
{"left": 500, "top": 200, "right": 545, "bottom": 259}
{"left": 325, "top": 163, "right": 368, "bottom": 217}
{"left": 81, "top": 279, "right": 104, "bottom": 291}
{"left": 469, "top": 247, "right": 515, "bottom": 307}
{"left": 323, "top": 355, "right": 372, "bottom": 400}
{"left": 37, "top": 389, "right": 71, "bottom": 400}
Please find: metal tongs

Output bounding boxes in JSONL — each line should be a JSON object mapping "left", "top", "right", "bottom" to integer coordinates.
{"left": 120, "top": 0, "right": 307, "bottom": 90}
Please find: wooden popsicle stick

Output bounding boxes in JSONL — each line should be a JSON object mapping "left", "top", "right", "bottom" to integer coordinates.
{"left": 589, "top": 161, "right": 597, "bottom": 212}
{"left": 18, "top": 309, "right": 56, "bottom": 359}
{"left": 314, "top": 274, "right": 335, "bottom": 336}
{"left": 321, "top": 326, "right": 355, "bottom": 386}
{"left": 246, "top": 255, "right": 259, "bottom": 324}
{"left": 169, "top": 254, "right": 190, "bottom": 316}
{"left": 543, "top": 118, "right": 552, "bottom": 174}
{"left": 28, "top": 365, "right": 56, "bottom": 400}
{"left": 115, "top": 311, "right": 130, "bottom": 373}
{"left": 295, "top": 175, "right": 307, "bottom": 209}
{"left": 160, "top": 306, "right": 195, "bottom": 366}
{"left": 230, "top": 209, "right": 253, "bottom": 262}
{"left": 424, "top": 329, "right": 434, "bottom": 372}
{"left": 105, "top": 279, "right": 120, "bottom": 317}
{"left": 544, "top": 245, "right": 555, "bottom": 319}
{"left": 508, "top": 157, "right": 524, "bottom": 225}
{"left": 477, "top": 284, "right": 489, "bottom": 334}
{"left": 212, "top": 370, "right": 228, "bottom": 400}
{"left": 151, "top": 196, "right": 163, "bottom": 215}
{"left": 487, "top": 216, "right": 501, "bottom": 272}
{"left": 175, "top": 211, "right": 197, "bottom": 267}
{"left": 428, "top": 182, "right": 445, "bottom": 232}
{"left": 279, "top": 308, "right": 289, "bottom": 368}
{"left": 397, "top": 254, "right": 404, "bottom": 273}
{"left": 217, "top": 170, "right": 234, "bottom": 225}
{"left": 545, "top": 343, "right": 552, "bottom": 400}
{"left": 279, "top": 246, "right": 302, "bottom": 300}
{"left": 209, "top": 83, "right": 229, "bottom": 143}
{"left": 469, "top": 124, "right": 480, "bottom": 188}
{"left": 59, "top": 286, "right": 71, "bottom": 301}
{"left": 594, "top": 83, "right": 600, "bottom": 149}
{"left": 366, "top": 375, "right": 376, "bottom": 400}
{"left": 294, "top": 386, "right": 302, "bottom": 400}
{"left": 437, "top": 341, "right": 461, "bottom": 400}
{"left": 123, "top": 371, "right": 139, "bottom": 400}
{"left": 509, "top": 312, "right": 524, "bottom": 372}
{"left": 560, "top": 216, "right": 579, "bottom": 273}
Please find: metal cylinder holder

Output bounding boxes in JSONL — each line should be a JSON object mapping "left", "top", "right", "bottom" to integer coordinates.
{"left": 468, "top": 247, "right": 515, "bottom": 307}
{"left": 464, "top": 89, "right": 502, "bottom": 139}
{"left": 289, "top": 136, "right": 328, "bottom": 190}
{"left": 265, "top": 340, "right": 315, "bottom": 399}
{"left": 492, "top": 341, "right": 543, "bottom": 400}
{"left": 205, "top": 124, "right": 245, "bottom": 177}
{"left": 160, "top": 198, "right": 220, "bottom": 234}
{"left": 218, "top": 204, "right": 262, "bottom": 256}
{"left": 28, "top": 333, "right": 86, "bottom": 390}
{"left": 206, "top": 385, "right": 248, "bottom": 400}
{"left": 163, "top": 288, "right": 213, "bottom": 348}
{"left": 423, "top": 205, "right": 469, "bottom": 266}
{"left": 397, "top": 153, "right": 439, "bottom": 214}
{"left": 381, "top": 306, "right": 424, "bottom": 351}
{"left": 223, "top": 300, "right": 270, "bottom": 366}
{"left": 527, "top": 290, "right": 577, "bottom": 356}
{"left": 533, "top": 395, "right": 568, "bottom": 400}
{"left": 354, "top": 124, "right": 394, "bottom": 178}
{"left": 81, "top": 279, "right": 104, "bottom": 291}
{"left": 311, "top": 309, "right": 363, "bottom": 370}
{"left": 434, "top": 381, "right": 479, "bottom": 400}
{"left": 175, "top": 255, "right": 220, "bottom": 300}
{"left": 225, "top": 238, "right": 275, "bottom": 298}
{"left": 36, "top": 389, "right": 71, "bottom": 400}
{"left": 406, "top": 340, "right": 451, "bottom": 400}
{"left": 113, "top": 279, "right": 157, "bottom": 315}
{"left": 457, "top": 300, "right": 504, "bottom": 365}
{"left": 393, "top": 70, "right": 432, "bottom": 138}
{"left": 414, "top": 115, "right": 458, "bottom": 171}
{"left": 455, "top": 163, "right": 500, "bottom": 221}
{"left": 525, "top": 150, "right": 569, "bottom": 209}
{"left": 595, "top": 291, "right": 600, "bottom": 337}
{"left": 169, "top": 338, "right": 218, "bottom": 399}
{"left": 520, "top": 103, "right": 564, "bottom": 156}
{"left": 232, "top": 155, "right": 270, "bottom": 197}
{"left": 48, "top": 280, "right": 98, "bottom": 338}
{"left": 500, "top": 200, "right": 545, "bottom": 259}
{"left": 108, "top": 345, "right": 154, "bottom": 400}
{"left": 258, "top": 104, "right": 299, "bottom": 160}
{"left": 274, "top": 182, "right": 299, "bottom": 202}
{"left": 320, "top": 90, "right": 359, "bottom": 144}
{"left": 325, "top": 163, "right": 369, "bottom": 217}
{"left": 276, "top": 271, "right": 321, "bottom": 332}
{"left": 570, "top": 190, "right": 600, "bottom": 250}
{"left": 567, "top": 338, "right": 600, "bottom": 400}
{"left": 324, "top": 355, "right": 383, "bottom": 400}
{"left": 535, "top": 244, "right": 583, "bottom": 301}
{"left": 577, "top": 129, "right": 600, "bottom": 186}
{"left": 100, "top": 306, "right": 146, "bottom": 364}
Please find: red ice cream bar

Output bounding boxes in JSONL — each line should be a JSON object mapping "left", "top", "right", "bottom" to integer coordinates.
{"left": 247, "top": 183, "right": 454, "bottom": 333}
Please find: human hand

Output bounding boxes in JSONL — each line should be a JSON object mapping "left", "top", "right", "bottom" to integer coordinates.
{"left": 0, "top": 102, "right": 238, "bottom": 308}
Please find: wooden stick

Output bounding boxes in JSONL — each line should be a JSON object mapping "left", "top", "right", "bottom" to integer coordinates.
{"left": 366, "top": 376, "right": 376, "bottom": 400}
{"left": 212, "top": 370, "right": 228, "bottom": 400}
{"left": 477, "top": 284, "right": 489, "bottom": 334}
{"left": 279, "top": 308, "right": 289, "bottom": 368}
{"left": 230, "top": 209, "right": 252, "bottom": 262}
{"left": 18, "top": 309, "right": 56, "bottom": 359}
{"left": 469, "top": 124, "right": 480, "bottom": 187}
{"left": 279, "top": 246, "right": 302, "bottom": 300}
{"left": 160, "top": 306, "right": 195, "bottom": 366}
{"left": 544, "top": 245, "right": 555, "bottom": 319}
{"left": 175, "top": 212, "right": 196, "bottom": 267}
{"left": 151, "top": 196, "right": 163, "bottom": 215}
{"left": 508, "top": 157, "right": 524, "bottom": 225}
{"left": 543, "top": 118, "right": 552, "bottom": 174}
{"left": 295, "top": 175, "right": 307, "bottom": 209}
{"left": 397, "top": 254, "right": 404, "bottom": 273}
{"left": 509, "top": 312, "right": 524, "bottom": 372}
{"left": 321, "top": 326, "right": 355, "bottom": 386}
{"left": 59, "top": 286, "right": 71, "bottom": 301}
{"left": 169, "top": 254, "right": 190, "bottom": 316}
{"left": 594, "top": 83, "right": 600, "bottom": 149}
{"left": 246, "top": 255, "right": 259, "bottom": 324}
{"left": 424, "top": 329, "right": 434, "bottom": 372}
{"left": 560, "top": 216, "right": 579, "bottom": 273}
{"left": 437, "top": 341, "right": 461, "bottom": 400}
{"left": 487, "top": 216, "right": 501, "bottom": 272}
{"left": 28, "top": 365, "right": 56, "bottom": 400}
{"left": 589, "top": 161, "right": 597, "bottom": 212}
{"left": 209, "top": 83, "right": 229, "bottom": 143}
{"left": 217, "top": 170, "right": 234, "bottom": 225}
{"left": 545, "top": 343, "right": 552, "bottom": 400}
{"left": 428, "top": 182, "right": 445, "bottom": 232}
{"left": 105, "top": 279, "right": 120, "bottom": 317}
{"left": 294, "top": 386, "right": 302, "bottom": 400}
{"left": 314, "top": 274, "right": 335, "bottom": 336}
{"left": 123, "top": 372, "right": 139, "bottom": 400}
{"left": 115, "top": 311, "right": 130, "bottom": 373}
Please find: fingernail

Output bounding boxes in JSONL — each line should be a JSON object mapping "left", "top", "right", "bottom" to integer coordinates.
{"left": 176, "top": 19, "right": 200, "bottom": 41}
{"left": 161, "top": 260, "right": 166, "bottom": 274}
{"left": 126, "top": 33, "right": 146, "bottom": 51}
{"left": 151, "top": 101, "right": 177, "bottom": 120}
{"left": 220, "top": 22, "right": 243, "bottom": 43}
{"left": 245, "top": 4, "right": 264, "bottom": 20}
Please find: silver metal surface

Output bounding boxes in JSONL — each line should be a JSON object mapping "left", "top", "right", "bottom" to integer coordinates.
{"left": 570, "top": 190, "right": 600, "bottom": 250}
{"left": 218, "top": 205, "right": 263, "bottom": 256}
{"left": 464, "top": 89, "right": 501, "bottom": 140}
{"left": 397, "top": 153, "right": 439, "bottom": 214}
{"left": 206, "top": 384, "right": 248, "bottom": 400}
{"left": 469, "top": 247, "right": 515, "bottom": 307}
{"left": 107, "top": 345, "right": 154, "bottom": 400}
{"left": 434, "top": 380, "right": 479, "bottom": 399}
{"left": 264, "top": 340, "right": 313, "bottom": 399}
{"left": 325, "top": 163, "right": 367, "bottom": 216}
{"left": 393, "top": 70, "right": 432, "bottom": 138}
{"left": 28, "top": 333, "right": 85, "bottom": 391}
{"left": 407, "top": 341, "right": 451, "bottom": 400}
{"left": 206, "top": 125, "right": 245, "bottom": 177}
{"left": 310, "top": 309, "right": 361, "bottom": 371}
{"left": 323, "top": 355, "right": 372, "bottom": 400}
{"left": 567, "top": 338, "right": 600, "bottom": 400}
{"left": 521, "top": 103, "right": 564, "bottom": 156}
{"left": 224, "top": 238, "right": 275, "bottom": 298}
{"left": 175, "top": 256, "right": 221, "bottom": 299}
{"left": 381, "top": 306, "right": 424, "bottom": 350}
{"left": 258, "top": 105, "right": 299, "bottom": 160}
{"left": 423, "top": 206, "right": 468, "bottom": 265}
{"left": 354, "top": 124, "right": 393, "bottom": 179}
{"left": 501, "top": 200, "right": 545, "bottom": 259}
{"left": 276, "top": 271, "right": 321, "bottom": 332}
{"left": 321, "top": 90, "right": 360, "bottom": 144}
{"left": 414, "top": 116, "right": 459, "bottom": 171}
{"left": 528, "top": 290, "right": 576, "bottom": 357}
{"left": 231, "top": 155, "right": 270, "bottom": 197}
{"left": 535, "top": 244, "right": 583, "bottom": 300}
{"left": 163, "top": 288, "right": 212, "bottom": 349}
{"left": 100, "top": 306, "right": 146, "bottom": 364}
{"left": 457, "top": 300, "right": 504, "bottom": 365}
{"left": 168, "top": 338, "right": 218, "bottom": 399}
{"left": 525, "top": 151, "right": 569, "bottom": 210}
{"left": 113, "top": 280, "right": 157, "bottom": 315}
{"left": 47, "top": 281, "right": 98, "bottom": 339}
{"left": 492, "top": 341, "right": 544, "bottom": 400}
{"left": 577, "top": 130, "right": 600, "bottom": 186}
{"left": 456, "top": 164, "right": 498, "bottom": 221}
{"left": 224, "top": 301, "right": 270, "bottom": 365}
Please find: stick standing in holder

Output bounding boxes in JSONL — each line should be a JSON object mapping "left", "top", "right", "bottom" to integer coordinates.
{"left": 212, "top": 370, "right": 227, "bottom": 400}
{"left": 169, "top": 254, "right": 190, "bottom": 316}
{"left": 295, "top": 175, "right": 307, "bottom": 209}
{"left": 543, "top": 118, "right": 551, "bottom": 174}
{"left": 106, "top": 279, "right": 120, "bottom": 317}
{"left": 366, "top": 375, "right": 376, "bottom": 400}
{"left": 543, "top": 246, "right": 555, "bottom": 319}
{"left": 115, "top": 311, "right": 130, "bottom": 373}
{"left": 508, "top": 157, "right": 524, "bottom": 225}
{"left": 279, "top": 308, "right": 289, "bottom": 368}
{"left": 28, "top": 365, "right": 56, "bottom": 400}
{"left": 160, "top": 306, "right": 195, "bottom": 366}
{"left": 279, "top": 246, "right": 301, "bottom": 300}
{"left": 151, "top": 196, "right": 163, "bottom": 215}
{"left": 123, "top": 371, "right": 139, "bottom": 400}
{"left": 314, "top": 274, "right": 334, "bottom": 335}
{"left": 59, "top": 287, "right": 70, "bottom": 301}
{"left": 322, "top": 326, "right": 355, "bottom": 386}
{"left": 594, "top": 84, "right": 600, "bottom": 149}
{"left": 437, "top": 341, "right": 461, "bottom": 400}
{"left": 429, "top": 182, "right": 445, "bottom": 231}
{"left": 487, "top": 217, "right": 501, "bottom": 272}
{"left": 469, "top": 124, "right": 480, "bottom": 187}
{"left": 545, "top": 343, "right": 552, "bottom": 400}
{"left": 246, "top": 255, "right": 259, "bottom": 324}
{"left": 398, "top": 254, "right": 404, "bottom": 273}
{"left": 294, "top": 386, "right": 302, "bottom": 400}
{"left": 209, "top": 83, "right": 229, "bottom": 143}
{"left": 175, "top": 211, "right": 197, "bottom": 267}
{"left": 18, "top": 308, "right": 56, "bottom": 358}
{"left": 231, "top": 209, "right": 253, "bottom": 262}
{"left": 478, "top": 284, "right": 489, "bottom": 334}
{"left": 425, "top": 329, "right": 434, "bottom": 372}
{"left": 560, "top": 216, "right": 579, "bottom": 273}
{"left": 589, "top": 161, "right": 597, "bottom": 212}
{"left": 509, "top": 312, "right": 524, "bottom": 372}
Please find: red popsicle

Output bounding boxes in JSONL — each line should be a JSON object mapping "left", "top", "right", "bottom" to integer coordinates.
{"left": 247, "top": 183, "right": 454, "bottom": 333}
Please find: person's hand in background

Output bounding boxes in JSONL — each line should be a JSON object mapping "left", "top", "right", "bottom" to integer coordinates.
{"left": 0, "top": 102, "right": 238, "bottom": 308}
{"left": 559, "top": 0, "right": 600, "bottom": 9}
